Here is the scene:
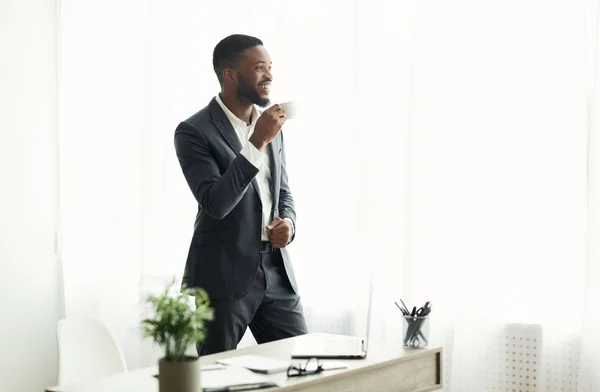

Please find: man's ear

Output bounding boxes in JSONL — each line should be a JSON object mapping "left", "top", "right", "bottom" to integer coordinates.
{"left": 223, "top": 68, "right": 236, "bottom": 84}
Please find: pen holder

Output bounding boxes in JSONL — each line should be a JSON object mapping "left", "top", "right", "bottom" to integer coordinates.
{"left": 402, "top": 315, "right": 429, "bottom": 349}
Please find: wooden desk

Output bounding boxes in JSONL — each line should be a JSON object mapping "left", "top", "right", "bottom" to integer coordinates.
{"left": 48, "top": 333, "right": 442, "bottom": 392}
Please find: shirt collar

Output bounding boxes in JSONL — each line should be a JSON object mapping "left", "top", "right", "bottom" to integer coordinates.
{"left": 215, "top": 94, "right": 259, "bottom": 128}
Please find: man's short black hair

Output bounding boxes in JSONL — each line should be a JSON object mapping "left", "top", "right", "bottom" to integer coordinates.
{"left": 213, "top": 34, "right": 263, "bottom": 85}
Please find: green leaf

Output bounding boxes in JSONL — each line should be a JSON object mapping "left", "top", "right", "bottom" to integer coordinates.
{"left": 141, "top": 277, "right": 214, "bottom": 361}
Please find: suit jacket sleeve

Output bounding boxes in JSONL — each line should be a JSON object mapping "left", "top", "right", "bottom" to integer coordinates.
{"left": 278, "top": 132, "right": 297, "bottom": 242}
{"left": 174, "top": 121, "right": 259, "bottom": 220}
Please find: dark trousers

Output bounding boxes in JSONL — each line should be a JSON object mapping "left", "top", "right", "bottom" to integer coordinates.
{"left": 197, "top": 246, "right": 308, "bottom": 356}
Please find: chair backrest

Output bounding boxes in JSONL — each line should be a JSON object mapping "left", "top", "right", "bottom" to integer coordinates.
{"left": 56, "top": 316, "right": 127, "bottom": 386}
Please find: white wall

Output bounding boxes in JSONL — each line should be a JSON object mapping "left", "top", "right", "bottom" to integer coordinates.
{"left": 0, "top": 0, "right": 61, "bottom": 391}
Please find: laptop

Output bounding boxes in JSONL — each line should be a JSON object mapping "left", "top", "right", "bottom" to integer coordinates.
{"left": 291, "top": 273, "right": 374, "bottom": 359}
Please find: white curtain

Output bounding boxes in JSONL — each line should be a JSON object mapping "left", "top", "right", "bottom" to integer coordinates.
{"left": 57, "top": 0, "right": 600, "bottom": 390}
{"left": 580, "top": 0, "right": 600, "bottom": 390}
{"left": 398, "top": 0, "right": 590, "bottom": 390}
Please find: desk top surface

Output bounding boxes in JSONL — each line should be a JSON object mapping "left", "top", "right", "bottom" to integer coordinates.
{"left": 55, "top": 333, "right": 442, "bottom": 392}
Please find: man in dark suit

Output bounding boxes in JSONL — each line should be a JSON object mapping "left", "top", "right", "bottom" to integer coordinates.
{"left": 174, "top": 34, "right": 308, "bottom": 355}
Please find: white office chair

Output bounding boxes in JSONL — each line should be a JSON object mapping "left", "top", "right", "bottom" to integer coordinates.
{"left": 55, "top": 316, "right": 128, "bottom": 386}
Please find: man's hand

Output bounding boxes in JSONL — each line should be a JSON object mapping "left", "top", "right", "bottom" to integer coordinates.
{"left": 266, "top": 217, "right": 293, "bottom": 248}
{"left": 249, "top": 104, "right": 286, "bottom": 152}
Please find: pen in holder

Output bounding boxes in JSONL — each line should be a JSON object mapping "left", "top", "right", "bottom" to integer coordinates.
{"left": 396, "top": 300, "right": 431, "bottom": 349}
{"left": 402, "top": 315, "right": 429, "bottom": 349}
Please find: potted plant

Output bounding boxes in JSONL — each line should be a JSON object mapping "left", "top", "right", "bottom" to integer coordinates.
{"left": 141, "top": 278, "right": 214, "bottom": 392}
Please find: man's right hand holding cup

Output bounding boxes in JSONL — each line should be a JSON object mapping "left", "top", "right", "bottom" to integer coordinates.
{"left": 249, "top": 104, "right": 286, "bottom": 152}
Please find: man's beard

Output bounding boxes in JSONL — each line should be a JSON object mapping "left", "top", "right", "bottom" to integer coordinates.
{"left": 236, "top": 73, "right": 270, "bottom": 108}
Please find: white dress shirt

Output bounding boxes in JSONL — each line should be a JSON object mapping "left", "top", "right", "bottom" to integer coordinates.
{"left": 215, "top": 95, "right": 293, "bottom": 242}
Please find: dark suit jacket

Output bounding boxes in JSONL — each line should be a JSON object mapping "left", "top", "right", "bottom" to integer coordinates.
{"left": 174, "top": 98, "right": 298, "bottom": 301}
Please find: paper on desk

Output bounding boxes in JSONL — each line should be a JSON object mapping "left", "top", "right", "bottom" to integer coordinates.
{"left": 202, "top": 365, "right": 277, "bottom": 391}
{"left": 217, "top": 354, "right": 290, "bottom": 374}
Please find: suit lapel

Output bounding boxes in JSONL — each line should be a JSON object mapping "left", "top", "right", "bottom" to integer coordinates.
{"left": 209, "top": 98, "right": 261, "bottom": 200}
{"left": 211, "top": 116, "right": 242, "bottom": 155}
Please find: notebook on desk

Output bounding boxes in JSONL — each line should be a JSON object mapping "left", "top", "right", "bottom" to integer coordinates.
{"left": 291, "top": 275, "right": 374, "bottom": 359}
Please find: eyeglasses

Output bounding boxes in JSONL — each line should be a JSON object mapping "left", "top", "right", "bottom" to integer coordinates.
{"left": 287, "top": 357, "right": 324, "bottom": 378}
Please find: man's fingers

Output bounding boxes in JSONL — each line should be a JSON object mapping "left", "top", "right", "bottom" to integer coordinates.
{"left": 272, "top": 219, "right": 286, "bottom": 228}
{"left": 270, "top": 225, "right": 290, "bottom": 238}
{"left": 270, "top": 224, "right": 290, "bottom": 236}
{"left": 265, "top": 104, "right": 286, "bottom": 120}
{"left": 266, "top": 218, "right": 284, "bottom": 231}
{"left": 270, "top": 234, "right": 287, "bottom": 243}
{"left": 270, "top": 231, "right": 286, "bottom": 240}
{"left": 267, "top": 217, "right": 290, "bottom": 247}
{"left": 265, "top": 104, "right": 282, "bottom": 114}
